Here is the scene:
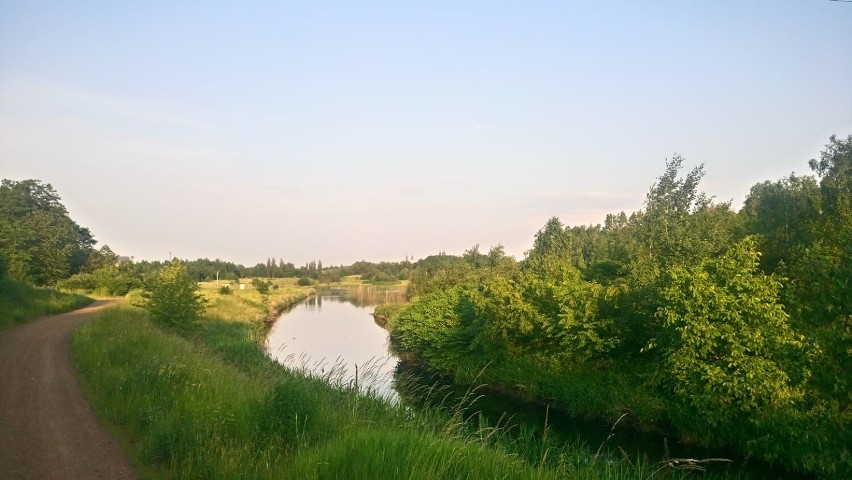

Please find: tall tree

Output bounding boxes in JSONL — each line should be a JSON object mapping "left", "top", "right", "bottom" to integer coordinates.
{"left": 786, "top": 135, "right": 852, "bottom": 400}
{"left": 0, "top": 179, "right": 95, "bottom": 285}
{"left": 741, "top": 174, "right": 821, "bottom": 271}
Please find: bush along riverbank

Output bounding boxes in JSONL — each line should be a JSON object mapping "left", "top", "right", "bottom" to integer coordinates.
{"left": 73, "top": 279, "right": 754, "bottom": 479}
{"left": 379, "top": 262, "right": 847, "bottom": 479}
{"left": 377, "top": 145, "right": 852, "bottom": 479}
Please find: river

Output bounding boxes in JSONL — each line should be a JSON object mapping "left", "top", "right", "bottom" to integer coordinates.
{"left": 265, "top": 287, "right": 805, "bottom": 479}
{"left": 265, "top": 287, "right": 404, "bottom": 401}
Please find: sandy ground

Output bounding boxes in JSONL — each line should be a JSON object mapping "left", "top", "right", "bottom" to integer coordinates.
{"left": 0, "top": 299, "right": 138, "bottom": 479}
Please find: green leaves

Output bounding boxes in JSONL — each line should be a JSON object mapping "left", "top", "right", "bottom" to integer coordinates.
{"left": 652, "top": 237, "right": 806, "bottom": 423}
{"left": 140, "top": 261, "right": 207, "bottom": 331}
{"left": 0, "top": 179, "right": 96, "bottom": 285}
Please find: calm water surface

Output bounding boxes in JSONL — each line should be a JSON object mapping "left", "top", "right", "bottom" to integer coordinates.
{"left": 265, "top": 287, "right": 802, "bottom": 479}
{"left": 265, "top": 287, "right": 405, "bottom": 401}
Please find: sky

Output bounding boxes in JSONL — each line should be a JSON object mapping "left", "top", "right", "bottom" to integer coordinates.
{"left": 2, "top": 1, "right": 851, "bottom": 267}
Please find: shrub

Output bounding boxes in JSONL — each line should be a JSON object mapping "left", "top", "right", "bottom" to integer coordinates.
{"left": 296, "top": 277, "right": 314, "bottom": 286}
{"left": 251, "top": 277, "right": 270, "bottom": 294}
{"left": 92, "top": 267, "right": 140, "bottom": 296}
{"left": 57, "top": 272, "right": 97, "bottom": 291}
{"left": 139, "top": 261, "right": 207, "bottom": 331}
{"left": 218, "top": 285, "right": 232, "bottom": 295}
{"left": 57, "top": 267, "right": 139, "bottom": 296}
{"left": 0, "top": 251, "right": 7, "bottom": 280}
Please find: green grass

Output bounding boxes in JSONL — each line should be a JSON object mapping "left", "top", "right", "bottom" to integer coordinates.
{"left": 198, "top": 277, "right": 314, "bottom": 324}
{"left": 72, "top": 288, "right": 741, "bottom": 479}
{"left": 0, "top": 277, "right": 93, "bottom": 331}
{"left": 382, "top": 295, "right": 849, "bottom": 479}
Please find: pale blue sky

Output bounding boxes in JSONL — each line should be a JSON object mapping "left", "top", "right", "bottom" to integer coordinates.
{"left": 2, "top": 1, "right": 850, "bottom": 266}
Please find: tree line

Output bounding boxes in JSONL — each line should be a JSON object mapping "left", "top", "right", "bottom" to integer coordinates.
{"left": 388, "top": 134, "right": 851, "bottom": 478}
{"left": 0, "top": 179, "right": 415, "bottom": 294}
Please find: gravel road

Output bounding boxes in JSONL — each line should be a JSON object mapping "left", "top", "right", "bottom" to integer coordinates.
{"left": 0, "top": 299, "right": 138, "bottom": 479}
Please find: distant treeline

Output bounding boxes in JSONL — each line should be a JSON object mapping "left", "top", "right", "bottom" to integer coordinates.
{"left": 130, "top": 257, "right": 415, "bottom": 284}
{"left": 0, "top": 179, "right": 416, "bottom": 295}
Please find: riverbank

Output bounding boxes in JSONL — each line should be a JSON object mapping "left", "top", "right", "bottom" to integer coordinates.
{"left": 376, "top": 299, "right": 838, "bottom": 479}
{"left": 72, "top": 281, "right": 736, "bottom": 479}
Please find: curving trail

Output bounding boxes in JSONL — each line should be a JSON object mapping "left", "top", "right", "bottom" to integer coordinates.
{"left": 0, "top": 299, "right": 137, "bottom": 480}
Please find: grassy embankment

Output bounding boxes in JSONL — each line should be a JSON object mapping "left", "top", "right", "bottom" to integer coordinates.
{"left": 72, "top": 277, "right": 727, "bottom": 479}
{"left": 375, "top": 297, "right": 847, "bottom": 479}
{"left": 377, "top": 299, "right": 663, "bottom": 426}
{"left": 0, "top": 277, "right": 93, "bottom": 331}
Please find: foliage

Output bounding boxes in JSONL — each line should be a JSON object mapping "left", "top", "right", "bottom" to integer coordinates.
{"left": 390, "top": 286, "right": 477, "bottom": 372}
{"left": 0, "top": 179, "right": 96, "bottom": 285}
{"left": 57, "top": 266, "right": 141, "bottom": 296}
{"left": 0, "top": 250, "right": 7, "bottom": 280}
{"left": 139, "top": 261, "right": 207, "bottom": 331}
{"left": 218, "top": 285, "right": 232, "bottom": 295}
{"left": 251, "top": 277, "right": 271, "bottom": 295}
{"left": 650, "top": 237, "right": 807, "bottom": 424}
{"left": 296, "top": 276, "right": 314, "bottom": 286}
{"left": 740, "top": 174, "right": 820, "bottom": 271}
{"left": 408, "top": 246, "right": 517, "bottom": 297}
{"left": 70, "top": 298, "right": 696, "bottom": 480}
{"left": 385, "top": 139, "right": 851, "bottom": 477}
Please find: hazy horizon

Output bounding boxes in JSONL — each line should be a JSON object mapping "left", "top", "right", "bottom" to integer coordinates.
{"left": 3, "top": 1, "right": 850, "bottom": 267}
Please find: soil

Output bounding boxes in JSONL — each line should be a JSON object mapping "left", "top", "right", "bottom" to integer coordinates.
{"left": 0, "top": 299, "right": 138, "bottom": 479}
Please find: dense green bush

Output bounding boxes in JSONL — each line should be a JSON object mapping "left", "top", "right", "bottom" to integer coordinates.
{"left": 389, "top": 140, "right": 852, "bottom": 478}
{"left": 57, "top": 266, "right": 140, "bottom": 296}
{"left": 296, "top": 276, "right": 314, "bottom": 286}
{"left": 251, "top": 277, "right": 271, "bottom": 294}
{"left": 139, "top": 262, "right": 207, "bottom": 331}
{"left": 0, "top": 251, "right": 7, "bottom": 280}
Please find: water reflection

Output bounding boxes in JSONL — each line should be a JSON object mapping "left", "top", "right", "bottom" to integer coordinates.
{"left": 266, "top": 286, "right": 798, "bottom": 478}
{"left": 392, "top": 361, "right": 803, "bottom": 479}
{"left": 265, "top": 286, "right": 406, "bottom": 402}
{"left": 322, "top": 285, "right": 407, "bottom": 307}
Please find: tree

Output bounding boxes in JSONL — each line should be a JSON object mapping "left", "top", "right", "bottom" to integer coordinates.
{"left": 84, "top": 244, "right": 120, "bottom": 272}
{"left": 785, "top": 134, "right": 852, "bottom": 400}
{"left": 649, "top": 237, "right": 806, "bottom": 425}
{"left": 741, "top": 174, "right": 821, "bottom": 271}
{"left": 0, "top": 179, "right": 96, "bottom": 285}
{"left": 525, "top": 217, "right": 573, "bottom": 264}
{"left": 140, "top": 261, "right": 207, "bottom": 331}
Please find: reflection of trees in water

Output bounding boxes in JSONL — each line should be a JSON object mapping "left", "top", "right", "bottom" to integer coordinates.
{"left": 392, "top": 361, "right": 789, "bottom": 479}
{"left": 319, "top": 285, "right": 408, "bottom": 307}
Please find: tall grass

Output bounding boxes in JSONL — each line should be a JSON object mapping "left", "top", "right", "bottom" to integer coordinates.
{"left": 72, "top": 297, "right": 743, "bottom": 479}
{"left": 197, "top": 277, "right": 313, "bottom": 325}
{"left": 0, "top": 278, "right": 93, "bottom": 331}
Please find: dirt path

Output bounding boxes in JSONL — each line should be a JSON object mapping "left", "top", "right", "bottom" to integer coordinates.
{"left": 0, "top": 299, "right": 137, "bottom": 480}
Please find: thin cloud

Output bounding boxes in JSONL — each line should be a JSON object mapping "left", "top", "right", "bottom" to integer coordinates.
{"left": 0, "top": 73, "right": 208, "bottom": 128}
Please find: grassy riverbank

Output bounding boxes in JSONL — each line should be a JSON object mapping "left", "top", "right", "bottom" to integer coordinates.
{"left": 71, "top": 280, "right": 739, "bottom": 479}
{"left": 0, "top": 278, "right": 92, "bottom": 331}
{"left": 377, "top": 292, "right": 847, "bottom": 479}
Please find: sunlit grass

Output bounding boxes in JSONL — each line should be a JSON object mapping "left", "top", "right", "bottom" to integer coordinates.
{"left": 72, "top": 283, "right": 743, "bottom": 479}
{"left": 198, "top": 277, "right": 314, "bottom": 324}
{"left": 0, "top": 278, "right": 93, "bottom": 331}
